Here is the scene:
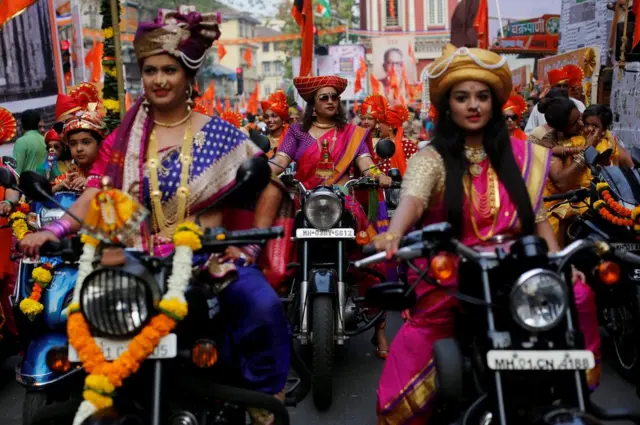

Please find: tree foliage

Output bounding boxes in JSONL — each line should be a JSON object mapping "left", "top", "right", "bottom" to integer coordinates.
{"left": 276, "top": 0, "right": 359, "bottom": 78}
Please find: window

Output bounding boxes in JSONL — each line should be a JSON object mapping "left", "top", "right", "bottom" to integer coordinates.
{"left": 385, "top": 0, "right": 399, "bottom": 27}
{"left": 428, "top": 0, "right": 445, "bottom": 26}
{"left": 263, "top": 42, "right": 270, "bottom": 52}
{"left": 274, "top": 61, "right": 283, "bottom": 74}
{"left": 265, "top": 86, "right": 271, "bottom": 96}
{"left": 263, "top": 61, "right": 271, "bottom": 75}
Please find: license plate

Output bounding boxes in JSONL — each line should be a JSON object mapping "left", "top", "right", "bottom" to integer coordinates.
{"left": 611, "top": 242, "right": 640, "bottom": 252}
{"left": 486, "top": 350, "right": 595, "bottom": 371}
{"left": 295, "top": 228, "right": 355, "bottom": 239}
{"left": 68, "top": 333, "right": 177, "bottom": 362}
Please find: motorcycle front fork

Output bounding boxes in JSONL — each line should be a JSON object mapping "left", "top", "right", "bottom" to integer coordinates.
{"left": 299, "top": 240, "right": 347, "bottom": 345}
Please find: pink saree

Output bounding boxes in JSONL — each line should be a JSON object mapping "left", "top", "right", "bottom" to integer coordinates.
{"left": 377, "top": 138, "right": 601, "bottom": 425}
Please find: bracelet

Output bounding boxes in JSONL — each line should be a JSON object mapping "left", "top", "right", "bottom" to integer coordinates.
{"left": 365, "top": 167, "right": 383, "bottom": 177}
{"left": 373, "top": 232, "right": 400, "bottom": 242}
{"left": 42, "top": 219, "right": 73, "bottom": 239}
{"left": 243, "top": 243, "right": 262, "bottom": 259}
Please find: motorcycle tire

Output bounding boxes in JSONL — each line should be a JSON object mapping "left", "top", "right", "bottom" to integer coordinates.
{"left": 433, "top": 338, "right": 464, "bottom": 406}
{"left": 609, "top": 304, "right": 640, "bottom": 384}
{"left": 23, "top": 390, "right": 52, "bottom": 425}
{"left": 311, "top": 296, "right": 334, "bottom": 411}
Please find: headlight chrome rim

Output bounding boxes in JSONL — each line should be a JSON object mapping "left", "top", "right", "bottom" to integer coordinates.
{"left": 510, "top": 268, "right": 568, "bottom": 332}
{"left": 303, "top": 188, "right": 343, "bottom": 230}
{"left": 80, "top": 259, "right": 160, "bottom": 339}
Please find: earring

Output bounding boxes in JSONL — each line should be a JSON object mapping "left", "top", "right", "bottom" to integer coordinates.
{"left": 312, "top": 108, "right": 317, "bottom": 117}
{"left": 186, "top": 84, "right": 194, "bottom": 107}
{"left": 142, "top": 96, "right": 150, "bottom": 112}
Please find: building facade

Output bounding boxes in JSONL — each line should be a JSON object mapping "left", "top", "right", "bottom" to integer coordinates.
{"left": 255, "top": 26, "right": 287, "bottom": 98}
{"left": 359, "top": 0, "right": 459, "bottom": 78}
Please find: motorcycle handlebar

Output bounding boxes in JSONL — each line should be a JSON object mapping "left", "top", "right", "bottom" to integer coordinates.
{"left": 544, "top": 188, "right": 589, "bottom": 202}
{"left": 614, "top": 249, "right": 640, "bottom": 266}
{"left": 227, "top": 226, "right": 285, "bottom": 240}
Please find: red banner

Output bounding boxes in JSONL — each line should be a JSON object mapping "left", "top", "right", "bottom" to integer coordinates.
{"left": 491, "top": 34, "right": 558, "bottom": 55}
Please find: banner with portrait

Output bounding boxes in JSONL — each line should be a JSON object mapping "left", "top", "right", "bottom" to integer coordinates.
{"left": 371, "top": 36, "right": 418, "bottom": 104}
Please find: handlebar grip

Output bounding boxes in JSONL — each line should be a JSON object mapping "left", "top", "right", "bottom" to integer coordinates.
{"left": 390, "top": 182, "right": 402, "bottom": 189}
{"left": 544, "top": 188, "right": 588, "bottom": 202}
{"left": 40, "top": 241, "right": 63, "bottom": 256}
{"left": 227, "top": 226, "right": 285, "bottom": 240}
{"left": 362, "top": 244, "right": 377, "bottom": 256}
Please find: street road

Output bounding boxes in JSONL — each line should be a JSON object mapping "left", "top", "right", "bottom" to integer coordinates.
{"left": 1, "top": 313, "right": 639, "bottom": 424}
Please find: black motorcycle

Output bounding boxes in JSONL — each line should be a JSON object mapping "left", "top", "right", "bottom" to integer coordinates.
{"left": 4, "top": 158, "right": 311, "bottom": 425}
{"left": 548, "top": 146, "right": 640, "bottom": 383}
{"left": 279, "top": 139, "right": 400, "bottom": 410}
{"left": 357, "top": 222, "right": 640, "bottom": 425}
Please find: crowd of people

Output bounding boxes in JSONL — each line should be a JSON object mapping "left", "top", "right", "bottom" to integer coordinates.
{"left": 0, "top": 5, "right": 635, "bottom": 425}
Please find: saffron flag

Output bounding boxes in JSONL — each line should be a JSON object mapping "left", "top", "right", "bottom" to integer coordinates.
{"left": 243, "top": 48, "right": 253, "bottom": 68}
{"left": 291, "top": 0, "right": 314, "bottom": 76}
{"left": 370, "top": 73, "right": 381, "bottom": 94}
{"left": 0, "top": 0, "right": 37, "bottom": 28}
{"left": 218, "top": 43, "right": 227, "bottom": 62}
{"left": 315, "top": 0, "right": 330, "bottom": 18}
{"left": 633, "top": 0, "right": 640, "bottom": 50}
{"left": 473, "top": 0, "right": 489, "bottom": 49}
{"left": 408, "top": 44, "right": 417, "bottom": 65}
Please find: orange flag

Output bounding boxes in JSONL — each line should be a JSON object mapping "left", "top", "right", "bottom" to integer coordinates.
{"left": 234, "top": 103, "right": 239, "bottom": 113}
{"left": 408, "top": 44, "right": 417, "bottom": 65}
{"left": 291, "top": 0, "right": 314, "bottom": 77}
{"left": 125, "top": 93, "right": 132, "bottom": 110}
{"left": 0, "top": 0, "right": 36, "bottom": 28}
{"left": 370, "top": 73, "right": 381, "bottom": 94}
{"left": 218, "top": 43, "right": 227, "bottom": 62}
{"left": 216, "top": 98, "right": 223, "bottom": 115}
{"left": 224, "top": 96, "right": 231, "bottom": 112}
{"left": 389, "top": 65, "right": 400, "bottom": 102}
{"left": 354, "top": 69, "right": 363, "bottom": 94}
{"left": 352, "top": 100, "right": 359, "bottom": 113}
{"left": 359, "top": 57, "right": 368, "bottom": 72}
{"left": 243, "top": 48, "right": 253, "bottom": 68}
{"left": 473, "top": 0, "right": 489, "bottom": 49}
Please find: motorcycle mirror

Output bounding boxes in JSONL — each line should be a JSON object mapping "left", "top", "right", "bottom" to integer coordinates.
{"left": 236, "top": 157, "right": 271, "bottom": 191}
{"left": 366, "top": 282, "right": 416, "bottom": 311}
{"left": 388, "top": 168, "right": 402, "bottom": 182}
{"left": 249, "top": 129, "right": 271, "bottom": 154}
{"left": 584, "top": 146, "right": 599, "bottom": 166}
{"left": 375, "top": 139, "right": 396, "bottom": 160}
{"left": 0, "top": 167, "right": 17, "bottom": 189}
{"left": 2, "top": 156, "right": 17, "bottom": 170}
{"left": 19, "top": 171, "right": 53, "bottom": 203}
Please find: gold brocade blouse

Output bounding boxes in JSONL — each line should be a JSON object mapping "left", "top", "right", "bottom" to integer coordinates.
{"left": 400, "top": 147, "right": 548, "bottom": 223}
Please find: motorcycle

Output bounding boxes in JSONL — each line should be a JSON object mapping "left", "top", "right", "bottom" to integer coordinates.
{"left": 356, "top": 222, "right": 640, "bottom": 425}
{"left": 548, "top": 146, "right": 640, "bottom": 384}
{"left": 4, "top": 159, "right": 311, "bottom": 425}
{"left": 0, "top": 169, "right": 84, "bottom": 425}
{"left": 279, "top": 139, "right": 401, "bottom": 410}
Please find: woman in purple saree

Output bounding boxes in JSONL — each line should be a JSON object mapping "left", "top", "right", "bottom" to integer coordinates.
{"left": 372, "top": 44, "right": 601, "bottom": 425}
{"left": 269, "top": 75, "right": 394, "bottom": 357}
{"left": 20, "top": 7, "right": 290, "bottom": 424}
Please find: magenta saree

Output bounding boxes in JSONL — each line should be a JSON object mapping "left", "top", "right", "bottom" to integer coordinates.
{"left": 377, "top": 138, "right": 601, "bottom": 425}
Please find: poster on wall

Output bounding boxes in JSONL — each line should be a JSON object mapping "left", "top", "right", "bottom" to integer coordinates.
{"left": 558, "top": 0, "right": 612, "bottom": 65}
{"left": 511, "top": 65, "right": 530, "bottom": 92}
{"left": 328, "top": 45, "right": 366, "bottom": 101}
{"left": 371, "top": 36, "right": 417, "bottom": 104}
{"left": 492, "top": 15, "right": 560, "bottom": 55}
{"left": 610, "top": 62, "right": 640, "bottom": 147}
{"left": 537, "top": 47, "right": 600, "bottom": 105}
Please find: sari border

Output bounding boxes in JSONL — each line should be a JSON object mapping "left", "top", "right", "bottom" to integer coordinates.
{"left": 328, "top": 125, "right": 366, "bottom": 185}
{"left": 379, "top": 360, "right": 437, "bottom": 425}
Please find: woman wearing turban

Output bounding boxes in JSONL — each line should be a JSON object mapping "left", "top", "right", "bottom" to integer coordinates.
{"left": 19, "top": 7, "right": 291, "bottom": 423}
{"left": 261, "top": 90, "right": 290, "bottom": 158}
{"left": 502, "top": 93, "right": 528, "bottom": 142}
{"left": 371, "top": 44, "right": 601, "bottom": 423}
{"left": 358, "top": 94, "right": 388, "bottom": 131}
{"left": 374, "top": 104, "right": 419, "bottom": 175}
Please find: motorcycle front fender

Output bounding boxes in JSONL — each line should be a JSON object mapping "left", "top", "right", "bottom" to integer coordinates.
{"left": 42, "top": 266, "right": 77, "bottom": 329}
{"left": 308, "top": 268, "right": 337, "bottom": 296}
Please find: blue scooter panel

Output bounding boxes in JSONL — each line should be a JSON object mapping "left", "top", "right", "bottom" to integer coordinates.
{"left": 18, "top": 333, "right": 71, "bottom": 387}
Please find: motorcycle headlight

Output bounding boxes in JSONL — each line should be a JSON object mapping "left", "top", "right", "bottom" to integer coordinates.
{"left": 303, "top": 189, "right": 343, "bottom": 230}
{"left": 80, "top": 258, "right": 161, "bottom": 338}
{"left": 510, "top": 268, "right": 568, "bottom": 331}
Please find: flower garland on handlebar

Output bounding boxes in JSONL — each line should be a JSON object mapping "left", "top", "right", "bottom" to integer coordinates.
{"left": 66, "top": 187, "right": 200, "bottom": 425}
{"left": 19, "top": 263, "right": 53, "bottom": 319}
{"left": 592, "top": 182, "right": 635, "bottom": 227}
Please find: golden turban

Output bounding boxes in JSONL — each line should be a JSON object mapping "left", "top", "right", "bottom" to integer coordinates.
{"left": 425, "top": 44, "right": 512, "bottom": 107}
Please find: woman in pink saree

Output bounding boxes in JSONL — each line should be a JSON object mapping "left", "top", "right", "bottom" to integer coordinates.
{"left": 269, "top": 75, "right": 393, "bottom": 357}
{"left": 372, "top": 44, "right": 601, "bottom": 425}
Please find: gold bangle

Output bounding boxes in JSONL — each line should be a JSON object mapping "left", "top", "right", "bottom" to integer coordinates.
{"left": 373, "top": 232, "right": 400, "bottom": 242}
{"left": 366, "top": 167, "right": 383, "bottom": 177}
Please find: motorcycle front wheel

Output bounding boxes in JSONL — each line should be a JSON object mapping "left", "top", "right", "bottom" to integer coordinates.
{"left": 311, "top": 296, "right": 334, "bottom": 411}
{"left": 610, "top": 305, "right": 640, "bottom": 383}
{"left": 23, "top": 390, "right": 55, "bottom": 425}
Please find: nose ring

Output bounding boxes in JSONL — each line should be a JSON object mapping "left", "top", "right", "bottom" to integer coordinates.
{"left": 156, "top": 76, "right": 168, "bottom": 89}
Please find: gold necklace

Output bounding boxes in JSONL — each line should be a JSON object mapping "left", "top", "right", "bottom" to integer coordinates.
{"left": 154, "top": 110, "right": 193, "bottom": 128}
{"left": 147, "top": 119, "right": 194, "bottom": 241}
{"left": 464, "top": 145, "right": 487, "bottom": 177}
{"left": 464, "top": 165, "right": 500, "bottom": 241}
{"left": 313, "top": 121, "right": 336, "bottom": 129}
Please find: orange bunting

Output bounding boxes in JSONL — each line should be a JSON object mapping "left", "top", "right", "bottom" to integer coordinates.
{"left": 243, "top": 48, "right": 253, "bottom": 68}
{"left": 218, "top": 43, "right": 227, "bottom": 62}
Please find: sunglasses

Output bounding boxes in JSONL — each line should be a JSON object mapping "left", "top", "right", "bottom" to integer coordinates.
{"left": 504, "top": 115, "right": 517, "bottom": 122}
{"left": 317, "top": 94, "right": 340, "bottom": 102}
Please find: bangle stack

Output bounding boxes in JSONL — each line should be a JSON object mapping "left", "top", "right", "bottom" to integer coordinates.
{"left": 42, "top": 219, "right": 73, "bottom": 239}
{"left": 365, "top": 167, "right": 383, "bottom": 177}
{"left": 244, "top": 244, "right": 262, "bottom": 259}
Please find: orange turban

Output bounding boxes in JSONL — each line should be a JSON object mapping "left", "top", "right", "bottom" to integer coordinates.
{"left": 502, "top": 93, "right": 527, "bottom": 119}
{"left": 293, "top": 75, "right": 348, "bottom": 102}
{"left": 220, "top": 111, "right": 243, "bottom": 128}
{"left": 547, "top": 68, "right": 569, "bottom": 86}
{"left": 44, "top": 129, "right": 62, "bottom": 143}
{"left": 562, "top": 64, "right": 584, "bottom": 89}
{"left": 260, "top": 91, "right": 289, "bottom": 121}
{"left": 379, "top": 105, "right": 410, "bottom": 175}
{"left": 359, "top": 94, "right": 388, "bottom": 120}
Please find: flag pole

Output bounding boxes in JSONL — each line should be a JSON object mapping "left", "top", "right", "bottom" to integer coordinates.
{"left": 495, "top": 0, "right": 505, "bottom": 38}
{"left": 110, "top": 0, "right": 126, "bottom": 119}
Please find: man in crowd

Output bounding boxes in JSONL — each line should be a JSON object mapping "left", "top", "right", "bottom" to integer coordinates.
{"left": 12, "top": 109, "right": 47, "bottom": 174}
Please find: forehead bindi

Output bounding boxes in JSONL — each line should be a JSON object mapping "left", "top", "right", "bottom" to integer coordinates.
{"left": 317, "top": 88, "right": 337, "bottom": 96}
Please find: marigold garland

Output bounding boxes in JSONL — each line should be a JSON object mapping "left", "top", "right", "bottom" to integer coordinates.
{"left": 19, "top": 263, "right": 53, "bottom": 319}
{"left": 68, "top": 221, "right": 200, "bottom": 425}
{"left": 594, "top": 183, "right": 634, "bottom": 227}
{"left": 10, "top": 211, "right": 30, "bottom": 240}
